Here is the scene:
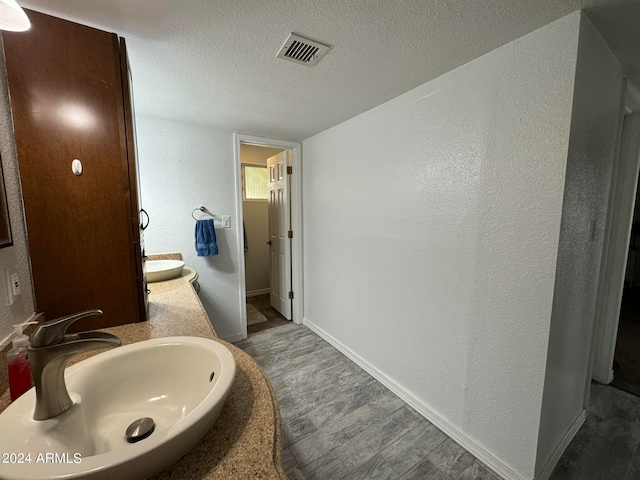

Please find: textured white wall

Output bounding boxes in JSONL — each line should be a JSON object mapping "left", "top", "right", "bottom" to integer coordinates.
{"left": 535, "top": 14, "right": 624, "bottom": 477}
{"left": 302, "top": 13, "right": 580, "bottom": 480}
{"left": 0, "top": 42, "right": 36, "bottom": 345}
{"left": 136, "top": 115, "right": 242, "bottom": 340}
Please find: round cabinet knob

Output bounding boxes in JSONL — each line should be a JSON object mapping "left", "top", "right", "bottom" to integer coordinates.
{"left": 72, "top": 159, "right": 82, "bottom": 176}
{"left": 267, "top": 241, "right": 272, "bottom": 246}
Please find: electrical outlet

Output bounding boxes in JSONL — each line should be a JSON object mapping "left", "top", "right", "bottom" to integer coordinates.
{"left": 11, "top": 273, "right": 20, "bottom": 296}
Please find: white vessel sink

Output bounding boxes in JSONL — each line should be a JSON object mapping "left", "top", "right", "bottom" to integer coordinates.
{"left": 0, "top": 336, "right": 236, "bottom": 480}
{"left": 146, "top": 259, "right": 185, "bottom": 283}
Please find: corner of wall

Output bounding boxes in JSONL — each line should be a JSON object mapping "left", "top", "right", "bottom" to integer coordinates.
{"left": 535, "top": 11, "right": 625, "bottom": 479}
{"left": 0, "top": 36, "right": 35, "bottom": 345}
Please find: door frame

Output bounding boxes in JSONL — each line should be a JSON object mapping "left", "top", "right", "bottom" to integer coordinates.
{"left": 233, "top": 133, "right": 303, "bottom": 340}
{"left": 589, "top": 80, "right": 640, "bottom": 387}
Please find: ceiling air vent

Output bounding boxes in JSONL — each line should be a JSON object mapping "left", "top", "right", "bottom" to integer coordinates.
{"left": 276, "top": 33, "right": 329, "bottom": 66}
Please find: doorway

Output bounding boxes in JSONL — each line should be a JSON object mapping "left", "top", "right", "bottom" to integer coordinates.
{"left": 591, "top": 82, "right": 640, "bottom": 391}
{"left": 240, "top": 144, "right": 289, "bottom": 334}
{"left": 610, "top": 114, "right": 640, "bottom": 396}
{"left": 233, "top": 134, "right": 303, "bottom": 340}
{"left": 613, "top": 245, "right": 640, "bottom": 396}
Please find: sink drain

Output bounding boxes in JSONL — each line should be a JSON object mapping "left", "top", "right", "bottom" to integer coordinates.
{"left": 126, "top": 417, "right": 155, "bottom": 443}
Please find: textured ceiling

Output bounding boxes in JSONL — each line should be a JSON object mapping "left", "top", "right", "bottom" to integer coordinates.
{"left": 18, "top": 0, "right": 640, "bottom": 140}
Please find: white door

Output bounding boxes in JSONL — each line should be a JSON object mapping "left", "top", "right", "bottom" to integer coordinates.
{"left": 268, "top": 151, "right": 292, "bottom": 320}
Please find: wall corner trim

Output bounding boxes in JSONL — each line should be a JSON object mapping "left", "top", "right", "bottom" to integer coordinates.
{"left": 302, "top": 316, "right": 528, "bottom": 480}
{"left": 535, "top": 410, "right": 585, "bottom": 480}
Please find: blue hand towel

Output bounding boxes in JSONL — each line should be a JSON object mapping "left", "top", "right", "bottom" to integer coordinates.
{"left": 195, "top": 219, "right": 218, "bottom": 256}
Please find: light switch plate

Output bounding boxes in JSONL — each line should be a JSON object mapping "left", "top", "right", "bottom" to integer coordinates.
{"left": 222, "top": 215, "right": 231, "bottom": 228}
{"left": 5, "top": 267, "right": 18, "bottom": 306}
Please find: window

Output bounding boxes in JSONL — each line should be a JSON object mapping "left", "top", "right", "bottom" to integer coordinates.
{"left": 242, "top": 165, "right": 268, "bottom": 200}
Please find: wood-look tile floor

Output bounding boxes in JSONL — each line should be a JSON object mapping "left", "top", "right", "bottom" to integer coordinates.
{"left": 550, "top": 382, "right": 640, "bottom": 480}
{"left": 246, "top": 294, "right": 290, "bottom": 334}
{"left": 237, "top": 323, "right": 640, "bottom": 479}
{"left": 235, "top": 323, "right": 500, "bottom": 480}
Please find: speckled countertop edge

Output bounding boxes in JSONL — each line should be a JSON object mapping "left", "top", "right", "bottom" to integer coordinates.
{"left": 0, "top": 267, "right": 285, "bottom": 480}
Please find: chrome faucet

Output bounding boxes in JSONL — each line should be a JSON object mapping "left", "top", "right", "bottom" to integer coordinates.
{"left": 28, "top": 309, "right": 121, "bottom": 421}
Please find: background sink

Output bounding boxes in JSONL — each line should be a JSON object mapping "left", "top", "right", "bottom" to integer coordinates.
{"left": 146, "top": 259, "right": 185, "bottom": 283}
{"left": 0, "top": 336, "right": 236, "bottom": 480}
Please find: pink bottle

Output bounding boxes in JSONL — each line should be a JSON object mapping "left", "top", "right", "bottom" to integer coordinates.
{"left": 7, "top": 321, "right": 37, "bottom": 402}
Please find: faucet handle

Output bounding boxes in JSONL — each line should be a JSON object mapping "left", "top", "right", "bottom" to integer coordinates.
{"left": 29, "top": 309, "right": 104, "bottom": 348}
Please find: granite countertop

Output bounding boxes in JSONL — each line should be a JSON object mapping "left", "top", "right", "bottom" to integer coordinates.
{"left": 0, "top": 267, "right": 285, "bottom": 479}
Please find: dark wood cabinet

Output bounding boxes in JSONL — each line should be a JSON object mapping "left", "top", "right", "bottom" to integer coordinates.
{"left": 2, "top": 10, "right": 147, "bottom": 329}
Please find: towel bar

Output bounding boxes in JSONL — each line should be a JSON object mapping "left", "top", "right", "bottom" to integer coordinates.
{"left": 191, "top": 206, "right": 214, "bottom": 220}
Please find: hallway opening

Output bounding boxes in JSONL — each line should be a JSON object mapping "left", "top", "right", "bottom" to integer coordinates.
{"left": 233, "top": 133, "right": 304, "bottom": 340}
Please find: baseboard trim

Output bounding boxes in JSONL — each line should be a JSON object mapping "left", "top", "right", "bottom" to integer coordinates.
{"left": 303, "top": 316, "right": 527, "bottom": 480}
{"left": 535, "top": 410, "right": 585, "bottom": 480}
{"left": 246, "top": 289, "right": 270, "bottom": 297}
{"left": 223, "top": 332, "right": 245, "bottom": 343}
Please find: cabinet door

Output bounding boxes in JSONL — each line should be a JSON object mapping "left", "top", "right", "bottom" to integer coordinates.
{"left": 3, "top": 10, "right": 144, "bottom": 329}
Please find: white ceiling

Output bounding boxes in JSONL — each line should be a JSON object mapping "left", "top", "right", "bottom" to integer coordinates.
{"left": 19, "top": 0, "right": 640, "bottom": 141}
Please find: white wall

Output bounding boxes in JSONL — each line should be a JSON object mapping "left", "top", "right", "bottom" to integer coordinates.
{"left": 0, "top": 42, "right": 36, "bottom": 345}
{"left": 302, "top": 13, "right": 581, "bottom": 480}
{"left": 136, "top": 115, "right": 242, "bottom": 340}
{"left": 535, "top": 13, "right": 624, "bottom": 478}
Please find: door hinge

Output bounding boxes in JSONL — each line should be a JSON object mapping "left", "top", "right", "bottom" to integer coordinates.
{"left": 288, "top": 230, "right": 293, "bottom": 239}
{"left": 287, "top": 166, "right": 292, "bottom": 175}
{"left": 288, "top": 291, "right": 294, "bottom": 300}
